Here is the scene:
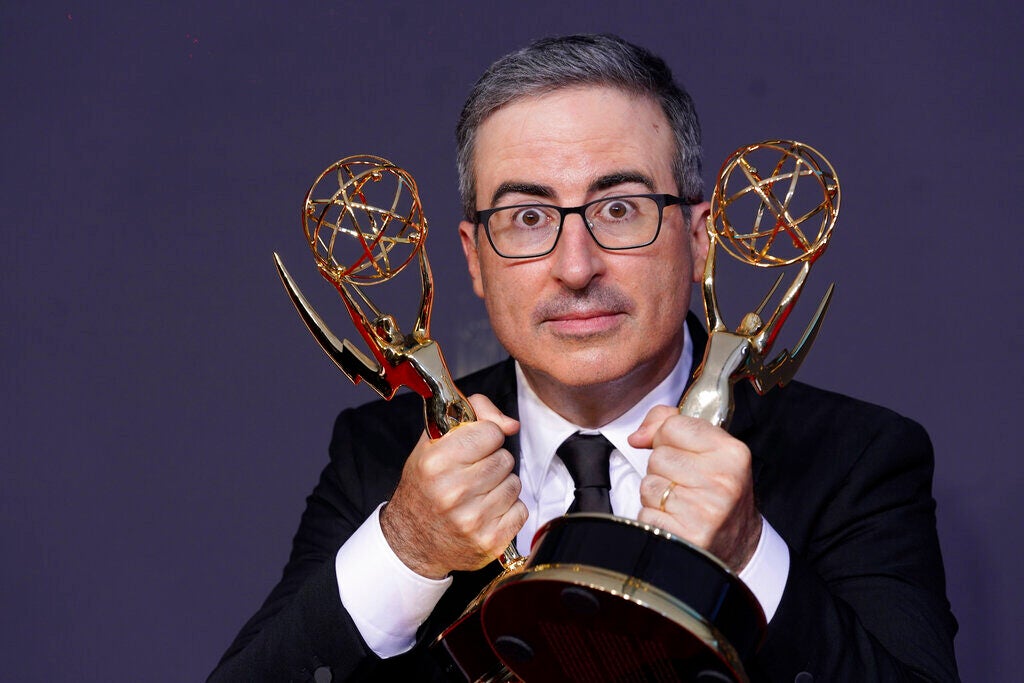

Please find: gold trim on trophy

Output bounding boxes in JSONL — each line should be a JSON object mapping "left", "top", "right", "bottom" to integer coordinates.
{"left": 274, "top": 155, "right": 526, "bottom": 682}
{"left": 479, "top": 140, "right": 841, "bottom": 683}
{"left": 274, "top": 155, "right": 477, "bottom": 439}
{"left": 274, "top": 142, "right": 841, "bottom": 681}
{"left": 682, "top": 139, "right": 839, "bottom": 426}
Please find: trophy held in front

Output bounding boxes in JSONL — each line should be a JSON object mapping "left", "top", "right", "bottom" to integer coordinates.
{"left": 477, "top": 140, "right": 840, "bottom": 683}
{"left": 274, "top": 141, "right": 840, "bottom": 682}
{"left": 274, "top": 155, "right": 525, "bottom": 683}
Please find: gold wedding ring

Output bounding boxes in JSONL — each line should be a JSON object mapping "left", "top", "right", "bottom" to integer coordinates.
{"left": 658, "top": 481, "right": 677, "bottom": 512}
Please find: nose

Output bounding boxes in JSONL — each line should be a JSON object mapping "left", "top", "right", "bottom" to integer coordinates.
{"left": 548, "top": 213, "right": 606, "bottom": 290}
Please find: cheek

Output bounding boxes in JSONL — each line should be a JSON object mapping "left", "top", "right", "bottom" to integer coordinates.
{"left": 480, "top": 276, "right": 534, "bottom": 357}
{"left": 477, "top": 259, "right": 531, "bottom": 324}
{"left": 638, "top": 250, "right": 696, "bottom": 321}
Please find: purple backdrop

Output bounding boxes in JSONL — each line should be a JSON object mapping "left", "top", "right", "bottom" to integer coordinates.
{"left": 3, "top": 2, "right": 1020, "bottom": 680}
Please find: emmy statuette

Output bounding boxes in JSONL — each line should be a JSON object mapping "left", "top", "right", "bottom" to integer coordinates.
{"left": 477, "top": 140, "right": 840, "bottom": 683}
{"left": 273, "top": 156, "right": 523, "bottom": 683}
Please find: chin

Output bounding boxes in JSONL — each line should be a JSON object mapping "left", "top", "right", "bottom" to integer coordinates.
{"left": 535, "top": 350, "right": 638, "bottom": 388}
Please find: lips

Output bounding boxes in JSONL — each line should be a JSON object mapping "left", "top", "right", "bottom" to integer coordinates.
{"left": 543, "top": 310, "right": 626, "bottom": 336}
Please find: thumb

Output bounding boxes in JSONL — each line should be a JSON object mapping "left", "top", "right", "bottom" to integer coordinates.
{"left": 628, "top": 404, "right": 678, "bottom": 449}
{"left": 467, "top": 393, "right": 520, "bottom": 436}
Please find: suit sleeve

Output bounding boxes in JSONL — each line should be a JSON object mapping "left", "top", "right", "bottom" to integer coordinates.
{"left": 208, "top": 406, "right": 409, "bottom": 682}
{"left": 749, "top": 412, "right": 959, "bottom": 682}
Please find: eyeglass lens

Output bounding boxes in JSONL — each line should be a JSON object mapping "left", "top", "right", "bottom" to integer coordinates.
{"left": 485, "top": 195, "right": 663, "bottom": 257}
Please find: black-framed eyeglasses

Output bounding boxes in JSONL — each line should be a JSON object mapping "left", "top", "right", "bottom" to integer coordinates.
{"left": 475, "top": 193, "right": 695, "bottom": 259}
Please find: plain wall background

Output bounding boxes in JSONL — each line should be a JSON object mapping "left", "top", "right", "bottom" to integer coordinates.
{"left": 2, "top": 1, "right": 1020, "bottom": 680}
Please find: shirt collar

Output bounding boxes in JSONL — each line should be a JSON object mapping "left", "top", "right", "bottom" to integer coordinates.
{"left": 515, "top": 326, "right": 694, "bottom": 493}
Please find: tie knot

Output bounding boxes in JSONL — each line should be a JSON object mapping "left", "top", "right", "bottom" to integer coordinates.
{"left": 557, "top": 432, "right": 614, "bottom": 513}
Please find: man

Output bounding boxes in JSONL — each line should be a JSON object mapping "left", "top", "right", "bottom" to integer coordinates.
{"left": 211, "top": 35, "right": 959, "bottom": 681}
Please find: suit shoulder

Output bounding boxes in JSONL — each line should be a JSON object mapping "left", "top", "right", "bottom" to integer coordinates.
{"left": 768, "top": 379, "right": 928, "bottom": 437}
{"left": 327, "top": 389, "right": 424, "bottom": 470}
{"left": 742, "top": 379, "right": 933, "bottom": 479}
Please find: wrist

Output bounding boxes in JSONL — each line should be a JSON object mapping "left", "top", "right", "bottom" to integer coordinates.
{"left": 380, "top": 501, "right": 448, "bottom": 580}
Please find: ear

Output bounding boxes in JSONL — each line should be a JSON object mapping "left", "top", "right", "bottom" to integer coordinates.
{"left": 459, "top": 220, "right": 486, "bottom": 299}
{"left": 687, "top": 201, "right": 711, "bottom": 283}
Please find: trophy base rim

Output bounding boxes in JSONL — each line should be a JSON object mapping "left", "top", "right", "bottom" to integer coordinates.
{"left": 481, "top": 562, "right": 749, "bottom": 683}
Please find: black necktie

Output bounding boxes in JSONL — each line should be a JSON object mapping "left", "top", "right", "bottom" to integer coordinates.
{"left": 557, "top": 432, "right": 614, "bottom": 514}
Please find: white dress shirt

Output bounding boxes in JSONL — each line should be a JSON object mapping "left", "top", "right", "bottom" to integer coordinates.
{"left": 336, "top": 327, "right": 790, "bottom": 657}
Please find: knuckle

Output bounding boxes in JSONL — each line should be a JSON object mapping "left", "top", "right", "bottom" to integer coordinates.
{"left": 661, "top": 414, "right": 693, "bottom": 438}
{"left": 480, "top": 528, "right": 504, "bottom": 554}
{"left": 501, "top": 448, "right": 516, "bottom": 472}
{"left": 458, "top": 421, "right": 504, "bottom": 454}
{"left": 712, "top": 468, "right": 747, "bottom": 499}
{"left": 450, "top": 508, "right": 478, "bottom": 535}
{"left": 512, "top": 500, "right": 529, "bottom": 527}
{"left": 417, "top": 447, "right": 448, "bottom": 480}
{"left": 435, "top": 488, "right": 464, "bottom": 514}
{"left": 648, "top": 446, "right": 684, "bottom": 478}
{"left": 646, "top": 447, "right": 668, "bottom": 473}
{"left": 721, "top": 476, "right": 743, "bottom": 499}
{"left": 505, "top": 473, "right": 523, "bottom": 498}
{"left": 417, "top": 459, "right": 441, "bottom": 482}
{"left": 639, "top": 475, "right": 661, "bottom": 500}
{"left": 486, "top": 449, "right": 515, "bottom": 478}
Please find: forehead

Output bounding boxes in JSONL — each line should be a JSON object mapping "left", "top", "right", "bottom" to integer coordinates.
{"left": 472, "top": 85, "right": 676, "bottom": 203}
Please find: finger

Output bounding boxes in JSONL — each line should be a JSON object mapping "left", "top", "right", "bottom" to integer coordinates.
{"left": 637, "top": 506, "right": 699, "bottom": 546}
{"left": 464, "top": 447, "right": 517, "bottom": 494}
{"left": 627, "top": 404, "right": 678, "bottom": 448}
{"left": 645, "top": 443, "right": 704, "bottom": 484}
{"left": 478, "top": 470, "right": 523, "bottom": 518}
{"left": 647, "top": 442, "right": 748, "bottom": 506}
{"left": 495, "top": 498, "right": 529, "bottom": 553}
{"left": 639, "top": 473, "right": 713, "bottom": 517}
{"left": 651, "top": 413, "right": 729, "bottom": 452}
{"left": 435, "top": 418, "right": 509, "bottom": 467}
{"left": 471, "top": 496, "right": 529, "bottom": 561}
{"left": 467, "top": 393, "right": 520, "bottom": 435}
{"left": 639, "top": 473, "right": 675, "bottom": 510}
{"left": 446, "top": 472, "right": 524, "bottom": 557}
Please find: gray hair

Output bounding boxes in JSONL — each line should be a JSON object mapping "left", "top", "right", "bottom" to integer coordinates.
{"left": 455, "top": 34, "right": 703, "bottom": 222}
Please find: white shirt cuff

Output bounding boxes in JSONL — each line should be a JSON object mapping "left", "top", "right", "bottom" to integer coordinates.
{"left": 335, "top": 504, "right": 453, "bottom": 657}
{"left": 737, "top": 515, "right": 789, "bottom": 623}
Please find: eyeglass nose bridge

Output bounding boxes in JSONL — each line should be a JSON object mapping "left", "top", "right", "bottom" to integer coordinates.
{"left": 550, "top": 204, "right": 600, "bottom": 250}
{"left": 477, "top": 193, "right": 682, "bottom": 259}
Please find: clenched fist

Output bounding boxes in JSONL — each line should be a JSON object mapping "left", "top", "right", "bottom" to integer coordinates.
{"left": 629, "top": 405, "right": 761, "bottom": 572}
{"left": 380, "top": 394, "right": 528, "bottom": 579}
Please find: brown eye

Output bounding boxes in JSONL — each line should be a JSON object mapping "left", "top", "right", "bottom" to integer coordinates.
{"left": 596, "top": 199, "right": 637, "bottom": 223}
{"left": 520, "top": 209, "right": 541, "bottom": 227}
{"left": 511, "top": 206, "right": 552, "bottom": 230}
{"left": 607, "top": 202, "right": 628, "bottom": 219}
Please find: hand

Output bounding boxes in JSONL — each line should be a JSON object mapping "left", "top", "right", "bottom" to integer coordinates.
{"left": 628, "top": 405, "right": 761, "bottom": 572}
{"left": 380, "top": 394, "right": 527, "bottom": 579}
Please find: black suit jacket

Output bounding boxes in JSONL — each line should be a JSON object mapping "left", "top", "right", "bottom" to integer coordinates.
{"left": 210, "top": 316, "right": 959, "bottom": 682}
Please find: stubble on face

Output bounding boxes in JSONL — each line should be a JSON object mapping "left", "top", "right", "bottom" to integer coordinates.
{"left": 532, "top": 280, "right": 633, "bottom": 340}
{"left": 461, "top": 86, "right": 707, "bottom": 426}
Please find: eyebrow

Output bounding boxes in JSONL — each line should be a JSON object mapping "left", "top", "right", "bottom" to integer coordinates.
{"left": 590, "top": 171, "right": 657, "bottom": 193}
{"left": 488, "top": 171, "right": 658, "bottom": 208}
{"left": 490, "top": 182, "right": 555, "bottom": 207}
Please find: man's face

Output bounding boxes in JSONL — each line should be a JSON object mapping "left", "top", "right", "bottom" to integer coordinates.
{"left": 459, "top": 86, "right": 709, "bottom": 405}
